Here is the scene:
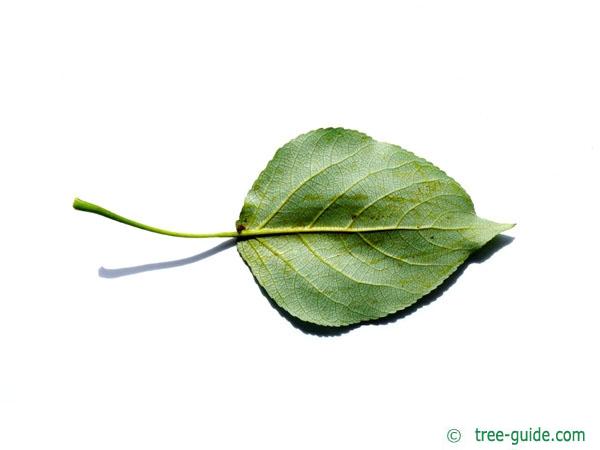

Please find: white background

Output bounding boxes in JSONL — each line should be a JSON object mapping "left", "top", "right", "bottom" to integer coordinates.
{"left": 1, "top": 1, "right": 598, "bottom": 449}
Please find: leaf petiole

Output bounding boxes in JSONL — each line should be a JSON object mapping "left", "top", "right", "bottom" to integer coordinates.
{"left": 73, "top": 198, "right": 239, "bottom": 238}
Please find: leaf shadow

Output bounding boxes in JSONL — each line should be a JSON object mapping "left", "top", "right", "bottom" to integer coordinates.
{"left": 98, "top": 239, "right": 237, "bottom": 278}
{"left": 254, "top": 234, "right": 515, "bottom": 337}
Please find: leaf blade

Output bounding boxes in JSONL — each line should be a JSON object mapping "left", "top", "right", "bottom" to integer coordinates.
{"left": 237, "top": 128, "right": 512, "bottom": 326}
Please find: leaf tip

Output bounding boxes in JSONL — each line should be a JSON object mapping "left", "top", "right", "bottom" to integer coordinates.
{"left": 486, "top": 221, "right": 515, "bottom": 238}
{"left": 500, "top": 222, "right": 516, "bottom": 232}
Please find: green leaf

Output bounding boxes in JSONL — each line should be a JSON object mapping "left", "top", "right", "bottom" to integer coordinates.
{"left": 236, "top": 128, "right": 512, "bottom": 326}
{"left": 73, "top": 127, "right": 513, "bottom": 328}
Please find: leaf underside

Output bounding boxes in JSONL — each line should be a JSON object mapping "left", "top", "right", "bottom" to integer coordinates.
{"left": 236, "top": 128, "right": 512, "bottom": 327}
